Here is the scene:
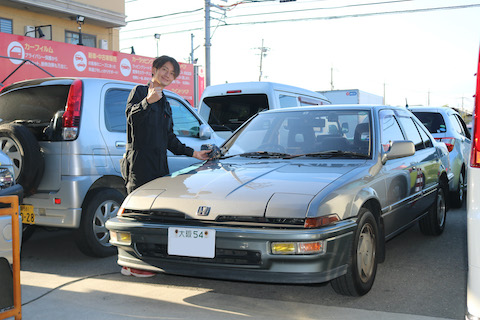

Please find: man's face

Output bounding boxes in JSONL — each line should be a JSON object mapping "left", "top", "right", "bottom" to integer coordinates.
{"left": 152, "top": 61, "right": 176, "bottom": 87}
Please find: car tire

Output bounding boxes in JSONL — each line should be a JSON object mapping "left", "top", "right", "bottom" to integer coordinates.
{"left": 22, "top": 224, "right": 36, "bottom": 242}
{"left": 74, "top": 188, "right": 125, "bottom": 257}
{"left": 0, "top": 123, "right": 44, "bottom": 196}
{"left": 331, "top": 207, "right": 378, "bottom": 296}
{"left": 419, "top": 183, "right": 447, "bottom": 236}
{"left": 450, "top": 168, "right": 465, "bottom": 208}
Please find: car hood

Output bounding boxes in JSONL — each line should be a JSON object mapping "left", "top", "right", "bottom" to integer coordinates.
{"left": 124, "top": 159, "right": 363, "bottom": 219}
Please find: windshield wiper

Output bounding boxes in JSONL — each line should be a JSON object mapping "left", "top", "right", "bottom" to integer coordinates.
{"left": 236, "top": 151, "right": 293, "bottom": 159}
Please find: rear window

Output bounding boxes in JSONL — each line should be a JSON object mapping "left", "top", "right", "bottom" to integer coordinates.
{"left": 412, "top": 111, "right": 446, "bottom": 134}
{"left": 200, "top": 94, "right": 268, "bottom": 132}
{"left": 0, "top": 85, "right": 69, "bottom": 123}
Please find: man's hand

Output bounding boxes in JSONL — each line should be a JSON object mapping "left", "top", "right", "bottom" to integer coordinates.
{"left": 146, "top": 82, "right": 163, "bottom": 104}
{"left": 193, "top": 150, "right": 211, "bottom": 161}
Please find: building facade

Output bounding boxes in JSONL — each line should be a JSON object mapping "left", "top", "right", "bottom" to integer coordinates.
{"left": 0, "top": 0, "right": 126, "bottom": 51}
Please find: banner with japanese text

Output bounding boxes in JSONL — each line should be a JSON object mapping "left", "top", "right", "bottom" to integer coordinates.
{"left": 0, "top": 32, "right": 203, "bottom": 106}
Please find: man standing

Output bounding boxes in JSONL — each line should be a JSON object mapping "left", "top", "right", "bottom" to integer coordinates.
{"left": 120, "top": 56, "right": 210, "bottom": 277}
{"left": 122, "top": 55, "right": 210, "bottom": 194}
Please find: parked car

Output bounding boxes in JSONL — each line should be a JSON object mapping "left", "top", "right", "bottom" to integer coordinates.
{"left": 409, "top": 106, "right": 471, "bottom": 208}
{"left": 466, "top": 51, "right": 480, "bottom": 320}
{"left": 107, "top": 104, "right": 451, "bottom": 296}
{"left": 0, "top": 77, "right": 223, "bottom": 257}
{"left": 0, "top": 150, "right": 24, "bottom": 265}
{"left": 198, "top": 81, "right": 331, "bottom": 139}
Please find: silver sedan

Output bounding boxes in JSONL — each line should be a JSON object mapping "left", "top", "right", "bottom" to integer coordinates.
{"left": 107, "top": 105, "right": 452, "bottom": 296}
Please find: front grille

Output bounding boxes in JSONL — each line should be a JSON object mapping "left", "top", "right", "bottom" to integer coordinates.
{"left": 136, "top": 242, "right": 262, "bottom": 266}
{"left": 123, "top": 210, "right": 306, "bottom": 229}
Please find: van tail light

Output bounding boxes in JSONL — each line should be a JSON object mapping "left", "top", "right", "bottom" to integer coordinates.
{"left": 435, "top": 137, "right": 455, "bottom": 152}
{"left": 471, "top": 48, "right": 480, "bottom": 168}
{"left": 226, "top": 90, "right": 242, "bottom": 94}
{"left": 63, "top": 79, "right": 83, "bottom": 140}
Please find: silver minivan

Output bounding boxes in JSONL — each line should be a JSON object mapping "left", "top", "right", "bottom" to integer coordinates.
{"left": 410, "top": 106, "right": 471, "bottom": 208}
{"left": 0, "top": 77, "right": 222, "bottom": 257}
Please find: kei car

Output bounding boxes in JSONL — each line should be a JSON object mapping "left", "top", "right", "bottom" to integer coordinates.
{"left": 106, "top": 105, "right": 451, "bottom": 296}
{"left": 409, "top": 106, "right": 471, "bottom": 208}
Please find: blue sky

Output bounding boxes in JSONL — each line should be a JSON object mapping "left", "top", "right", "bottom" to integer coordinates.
{"left": 121, "top": 0, "right": 480, "bottom": 111}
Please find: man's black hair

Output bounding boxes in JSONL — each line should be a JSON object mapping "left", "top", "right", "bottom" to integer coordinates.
{"left": 152, "top": 55, "right": 180, "bottom": 78}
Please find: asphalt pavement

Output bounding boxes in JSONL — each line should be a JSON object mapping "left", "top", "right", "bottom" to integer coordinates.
{"left": 3, "top": 206, "right": 467, "bottom": 320}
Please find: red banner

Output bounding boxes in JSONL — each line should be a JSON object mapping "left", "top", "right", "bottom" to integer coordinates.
{"left": 0, "top": 32, "right": 201, "bottom": 106}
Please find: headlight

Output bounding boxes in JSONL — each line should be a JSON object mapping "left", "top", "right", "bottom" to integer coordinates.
{"left": 0, "top": 167, "right": 14, "bottom": 189}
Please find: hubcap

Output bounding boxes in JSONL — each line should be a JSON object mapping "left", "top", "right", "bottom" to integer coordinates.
{"left": 437, "top": 189, "right": 446, "bottom": 227}
{"left": 458, "top": 173, "right": 465, "bottom": 203}
{"left": 0, "top": 137, "right": 22, "bottom": 180}
{"left": 93, "top": 200, "right": 120, "bottom": 247}
{"left": 357, "top": 222, "right": 376, "bottom": 283}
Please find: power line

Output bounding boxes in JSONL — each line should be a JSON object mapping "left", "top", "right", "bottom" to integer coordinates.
{"left": 221, "top": 3, "right": 480, "bottom": 26}
{"left": 125, "top": 8, "right": 203, "bottom": 23}
{"left": 121, "top": 3, "right": 480, "bottom": 38}
{"left": 225, "top": 0, "right": 415, "bottom": 19}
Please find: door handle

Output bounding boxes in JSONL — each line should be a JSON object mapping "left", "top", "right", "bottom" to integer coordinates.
{"left": 115, "top": 142, "right": 126, "bottom": 148}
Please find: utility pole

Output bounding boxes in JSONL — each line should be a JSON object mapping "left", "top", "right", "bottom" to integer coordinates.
{"left": 204, "top": 0, "right": 226, "bottom": 87}
{"left": 256, "top": 39, "right": 269, "bottom": 81}
{"left": 330, "top": 67, "right": 334, "bottom": 90}
{"left": 190, "top": 33, "right": 195, "bottom": 64}
{"left": 205, "top": 0, "right": 211, "bottom": 86}
{"left": 383, "top": 82, "right": 386, "bottom": 105}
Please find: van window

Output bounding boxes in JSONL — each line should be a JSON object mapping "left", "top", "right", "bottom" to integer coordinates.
{"left": 104, "top": 89, "right": 130, "bottom": 132}
{"left": 200, "top": 94, "right": 268, "bottom": 133}
{"left": 0, "top": 85, "right": 69, "bottom": 124}
{"left": 278, "top": 94, "right": 298, "bottom": 108}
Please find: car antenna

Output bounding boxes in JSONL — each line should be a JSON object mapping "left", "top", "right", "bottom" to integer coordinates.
{"left": 405, "top": 98, "right": 409, "bottom": 108}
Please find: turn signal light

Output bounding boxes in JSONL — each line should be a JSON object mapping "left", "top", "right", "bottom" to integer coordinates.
{"left": 271, "top": 241, "right": 325, "bottom": 255}
{"left": 110, "top": 231, "right": 131, "bottom": 245}
{"left": 304, "top": 214, "right": 340, "bottom": 228}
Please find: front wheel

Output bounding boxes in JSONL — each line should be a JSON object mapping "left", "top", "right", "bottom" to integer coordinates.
{"left": 74, "top": 188, "right": 125, "bottom": 257}
{"left": 331, "top": 208, "right": 379, "bottom": 296}
{"left": 419, "top": 183, "right": 447, "bottom": 236}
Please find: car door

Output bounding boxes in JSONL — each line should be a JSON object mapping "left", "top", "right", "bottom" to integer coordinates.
{"left": 378, "top": 109, "right": 418, "bottom": 238}
{"left": 396, "top": 110, "right": 439, "bottom": 216}
{"left": 99, "top": 83, "right": 133, "bottom": 174}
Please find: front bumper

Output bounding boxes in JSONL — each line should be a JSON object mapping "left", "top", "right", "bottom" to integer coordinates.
{"left": 106, "top": 217, "right": 356, "bottom": 284}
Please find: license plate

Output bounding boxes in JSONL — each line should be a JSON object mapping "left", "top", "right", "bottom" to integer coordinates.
{"left": 168, "top": 227, "right": 215, "bottom": 258}
{"left": 20, "top": 204, "right": 35, "bottom": 225}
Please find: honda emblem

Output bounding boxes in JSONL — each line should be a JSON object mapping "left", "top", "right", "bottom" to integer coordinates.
{"left": 197, "top": 206, "right": 211, "bottom": 216}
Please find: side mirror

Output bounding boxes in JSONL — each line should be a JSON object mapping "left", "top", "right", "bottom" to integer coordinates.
{"left": 341, "top": 122, "right": 349, "bottom": 133}
{"left": 199, "top": 124, "right": 212, "bottom": 140}
{"left": 382, "top": 140, "right": 415, "bottom": 163}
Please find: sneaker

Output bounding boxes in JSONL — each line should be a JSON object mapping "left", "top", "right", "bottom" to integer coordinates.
{"left": 121, "top": 266, "right": 156, "bottom": 278}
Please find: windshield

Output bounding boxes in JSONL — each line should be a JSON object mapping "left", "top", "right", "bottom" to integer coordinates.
{"left": 223, "top": 109, "right": 372, "bottom": 158}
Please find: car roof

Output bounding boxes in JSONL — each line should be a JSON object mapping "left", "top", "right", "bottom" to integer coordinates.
{"left": 261, "top": 104, "right": 406, "bottom": 113}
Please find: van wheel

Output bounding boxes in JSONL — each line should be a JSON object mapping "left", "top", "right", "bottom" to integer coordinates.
{"left": 0, "top": 123, "right": 44, "bottom": 196}
{"left": 74, "top": 188, "right": 125, "bottom": 257}
{"left": 331, "top": 207, "right": 378, "bottom": 296}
